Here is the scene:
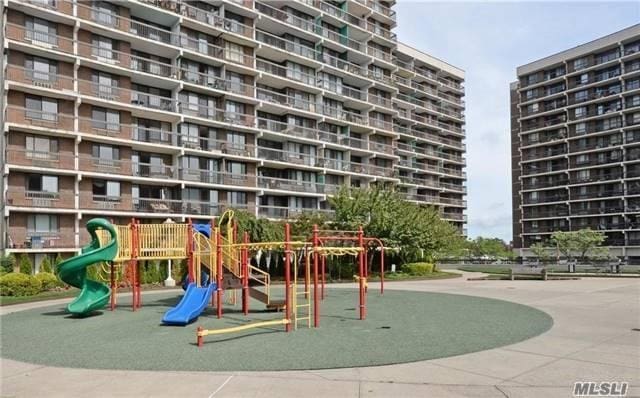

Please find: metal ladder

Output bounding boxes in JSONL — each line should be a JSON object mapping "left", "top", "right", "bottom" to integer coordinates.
{"left": 292, "top": 250, "right": 311, "bottom": 329}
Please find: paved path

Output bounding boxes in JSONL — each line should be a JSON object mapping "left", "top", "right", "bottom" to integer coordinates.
{"left": 1, "top": 271, "right": 639, "bottom": 398}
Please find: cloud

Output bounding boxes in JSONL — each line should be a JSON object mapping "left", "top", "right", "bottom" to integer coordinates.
{"left": 394, "top": 2, "right": 639, "bottom": 240}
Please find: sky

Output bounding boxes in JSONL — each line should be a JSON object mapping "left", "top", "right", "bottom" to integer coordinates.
{"left": 393, "top": 1, "right": 640, "bottom": 242}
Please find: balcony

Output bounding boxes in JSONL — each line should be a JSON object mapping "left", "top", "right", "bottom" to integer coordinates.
{"left": 6, "top": 188, "right": 74, "bottom": 209}
{"left": 369, "top": 94, "right": 394, "bottom": 109}
{"left": 77, "top": 41, "right": 132, "bottom": 69}
{"left": 6, "top": 106, "right": 74, "bottom": 131}
{"left": 258, "top": 206, "right": 326, "bottom": 219}
{"left": 257, "top": 88, "right": 318, "bottom": 113}
{"left": 178, "top": 104, "right": 255, "bottom": 128}
{"left": 83, "top": 194, "right": 132, "bottom": 212}
{"left": 78, "top": 156, "right": 133, "bottom": 176}
{"left": 8, "top": 230, "right": 75, "bottom": 250}
{"left": 133, "top": 162, "right": 174, "bottom": 179}
{"left": 367, "top": 46, "right": 392, "bottom": 63}
{"left": 6, "top": 64, "right": 74, "bottom": 91}
{"left": 369, "top": 141, "right": 395, "bottom": 155}
{"left": 78, "top": 117, "right": 132, "bottom": 140}
{"left": 180, "top": 69, "right": 254, "bottom": 97}
{"left": 131, "top": 197, "right": 230, "bottom": 215}
{"left": 76, "top": 80, "right": 177, "bottom": 112}
{"left": 76, "top": 3, "right": 177, "bottom": 45}
{"left": 255, "top": 30, "right": 317, "bottom": 62}
{"left": 322, "top": 106, "right": 366, "bottom": 125}
{"left": 258, "top": 148, "right": 317, "bottom": 166}
{"left": 6, "top": 23, "right": 74, "bottom": 54}
{"left": 180, "top": 35, "right": 254, "bottom": 68}
{"left": 258, "top": 176, "right": 325, "bottom": 193}
{"left": 256, "top": 59, "right": 316, "bottom": 87}
{"left": 178, "top": 169, "right": 256, "bottom": 187}
{"left": 257, "top": 118, "right": 318, "bottom": 140}
{"left": 179, "top": 2, "right": 254, "bottom": 39}
{"left": 6, "top": 148, "right": 75, "bottom": 170}
{"left": 19, "top": 0, "right": 73, "bottom": 14}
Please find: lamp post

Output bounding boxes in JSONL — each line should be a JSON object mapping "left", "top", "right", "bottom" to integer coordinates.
{"left": 163, "top": 218, "right": 176, "bottom": 287}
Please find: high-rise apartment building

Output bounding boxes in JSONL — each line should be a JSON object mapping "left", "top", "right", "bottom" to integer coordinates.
{"left": 1, "top": 0, "right": 465, "bottom": 266}
{"left": 511, "top": 24, "right": 640, "bottom": 261}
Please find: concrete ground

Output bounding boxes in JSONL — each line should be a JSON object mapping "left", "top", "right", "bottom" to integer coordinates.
{"left": 1, "top": 271, "right": 639, "bottom": 398}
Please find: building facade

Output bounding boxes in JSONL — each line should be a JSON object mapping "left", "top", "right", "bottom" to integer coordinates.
{"left": 1, "top": 0, "right": 465, "bottom": 266}
{"left": 511, "top": 24, "right": 640, "bottom": 260}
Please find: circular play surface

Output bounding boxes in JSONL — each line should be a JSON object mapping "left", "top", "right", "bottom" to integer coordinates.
{"left": 0, "top": 288, "right": 552, "bottom": 371}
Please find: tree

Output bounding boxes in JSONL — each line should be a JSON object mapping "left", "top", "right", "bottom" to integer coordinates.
{"left": 465, "top": 237, "right": 514, "bottom": 259}
{"left": 18, "top": 254, "right": 32, "bottom": 275}
{"left": 551, "top": 229, "right": 606, "bottom": 262}
{"left": 39, "top": 255, "right": 53, "bottom": 273}
{"left": 0, "top": 254, "right": 16, "bottom": 274}
{"left": 530, "top": 242, "right": 552, "bottom": 264}
{"left": 329, "top": 186, "right": 464, "bottom": 264}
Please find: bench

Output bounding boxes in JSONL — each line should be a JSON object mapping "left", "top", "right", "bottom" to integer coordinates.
{"left": 509, "top": 267, "right": 548, "bottom": 281}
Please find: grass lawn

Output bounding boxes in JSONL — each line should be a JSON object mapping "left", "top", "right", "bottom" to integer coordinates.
{"left": 0, "top": 289, "right": 79, "bottom": 306}
{"left": 369, "top": 271, "right": 461, "bottom": 281}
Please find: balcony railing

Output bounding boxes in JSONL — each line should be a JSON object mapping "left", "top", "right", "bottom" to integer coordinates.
{"left": 6, "top": 23, "right": 74, "bottom": 54}
{"left": 258, "top": 148, "right": 317, "bottom": 166}
{"left": 6, "top": 147, "right": 74, "bottom": 169}
{"left": 255, "top": 30, "right": 317, "bottom": 61}
{"left": 256, "top": 59, "right": 316, "bottom": 86}
{"left": 180, "top": 35, "right": 254, "bottom": 67}
{"left": 179, "top": 2, "right": 254, "bottom": 38}
{"left": 178, "top": 104, "right": 256, "bottom": 127}
{"left": 133, "top": 162, "right": 174, "bottom": 179}
{"left": 6, "top": 106, "right": 74, "bottom": 131}
{"left": 6, "top": 64, "right": 74, "bottom": 91}
{"left": 257, "top": 88, "right": 318, "bottom": 112}
{"left": 6, "top": 188, "right": 73, "bottom": 209}
{"left": 258, "top": 205, "right": 327, "bottom": 219}
{"left": 258, "top": 176, "right": 325, "bottom": 193}
{"left": 78, "top": 156, "right": 133, "bottom": 176}
{"left": 180, "top": 69, "right": 254, "bottom": 97}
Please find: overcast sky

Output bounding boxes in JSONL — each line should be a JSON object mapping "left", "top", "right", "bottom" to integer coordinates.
{"left": 393, "top": 1, "right": 640, "bottom": 242}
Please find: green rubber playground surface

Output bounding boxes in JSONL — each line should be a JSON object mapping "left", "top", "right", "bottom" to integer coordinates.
{"left": 0, "top": 288, "right": 552, "bottom": 371}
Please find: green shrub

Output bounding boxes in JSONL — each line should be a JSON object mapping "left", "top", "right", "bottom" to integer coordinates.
{"left": 35, "top": 272, "right": 61, "bottom": 291}
{"left": 18, "top": 254, "right": 33, "bottom": 275}
{"left": 39, "top": 256, "right": 53, "bottom": 273}
{"left": 402, "top": 262, "right": 435, "bottom": 275}
{"left": 86, "top": 264, "right": 100, "bottom": 281}
{"left": 0, "top": 254, "right": 16, "bottom": 274}
{"left": 0, "top": 273, "right": 42, "bottom": 296}
{"left": 143, "top": 261, "right": 161, "bottom": 285}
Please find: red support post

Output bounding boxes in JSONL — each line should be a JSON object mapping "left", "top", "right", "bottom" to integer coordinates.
{"left": 130, "top": 219, "right": 139, "bottom": 311}
{"left": 216, "top": 229, "right": 223, "bottom": 319}
{"left": 357, "top": 226, "right": 366, "bottom": 320}
{"left": 312, "top": 224, "right": 320, "bottom": 328}
{"left": 321, "top": 255, "right": 326, "bottom": 300}
{"left": 197, "top": 326, "right": 203, "bottom": 348}
{"left": 242, "top": 231, "right": 249, "bottom": 316}
{"left": 284, "top": 224, "right": 292, "bottom": 332}
{"left": 380, "top": 244, "right": 385, "bottom": 295}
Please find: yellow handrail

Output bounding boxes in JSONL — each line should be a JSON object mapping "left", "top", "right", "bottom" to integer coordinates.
{"left": 198, "top": 319, "right": 290, "bottom": 337}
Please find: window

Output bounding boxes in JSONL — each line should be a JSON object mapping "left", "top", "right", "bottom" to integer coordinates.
{"left": 577, "top": 73, "right": 589, "bottom": 85}
{"left": 287, "top": 61, "right": 314, "bottom": 85}
{"left": 92, "top": 1, "right": 118, "bottom": 26}
{"left": 527, "top": 103, "right": 539, "bottom": 114}
{"left": 27, "top": 174, "right": 58, "bottom": 193}
{"left": 226, "top": 132, "right": 246, "bottom": 149}
{"left": 27, "top": 214, "right": 58, "bottom": 234}
{"left": 576, "top": 154, "right": 589, "bottom": 165}
{"left": 226, "top": 72, "right": 245, "bottom": 94}
{"left": 26, "top": 135, "right": 58, "bottom": 157}
{"left": 575, "top": 122, "right": 587, "bottom": 135}
{"left": 92, "top": 144, "right": 120, "bottom": 168}
{"left": 225, "top": 101, "right": 245, "bottom": 123}
{"left": 228, "top": 191, "right": 247, "bottom": 206}
{"left": 92, "top": 71, "right": 118, "bottom": 98}
{"left": 92, "top": 180, "right": 121, "bottom": 198}
{"left": 574, "top": 90, "right": 589, "bottom": 103}
{"left": 225, "top": 41, "right": 245, "bottom": 64}
{"left": 25, "top": 17, "right": 56, "bottom": 46}
{"left": 92, "top": 35, "right": 115, "bottom": 61}
{"left": 573, "top": 57, "right": 588, "bottom": 71}
{"left": 25, "top": 95, "right": 57, "bottom": 121}
{"left": 574, "top": 106, "right": 587, "bottom": 119}
{"left": 91, "top": 107, "right": 120, "bottom": 131}
{"left": 318, "top": 72, "right": 342, "bottom": 93}
{"left": 226, "top": 161, "right": 246, "bottom": 175}
{"left": 25, "top": 56, "right": 57, "bottom": 82}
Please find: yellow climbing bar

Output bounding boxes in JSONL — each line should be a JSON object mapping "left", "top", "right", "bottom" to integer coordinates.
{"left": 197, "top": 319, "right": 290, "bottom": 345}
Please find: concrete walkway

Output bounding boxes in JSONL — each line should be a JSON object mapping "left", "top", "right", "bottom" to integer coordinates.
{"left": 1, "top": 271, "right": 639, "bottom": 398}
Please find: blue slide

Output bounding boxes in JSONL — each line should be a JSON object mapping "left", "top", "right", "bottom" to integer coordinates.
{"left": 162, "top": 282, "right": 217, "bottom": 325}
{"left": 162, "top": 223, "right": 216, "bottom": 326}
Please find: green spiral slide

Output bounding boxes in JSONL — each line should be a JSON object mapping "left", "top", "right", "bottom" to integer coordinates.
{"left": 56, "top": 218, "right": 118, "bottom": 316}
